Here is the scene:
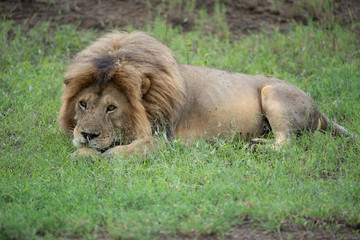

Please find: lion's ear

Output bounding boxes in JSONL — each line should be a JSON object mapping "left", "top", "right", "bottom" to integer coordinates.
{"left": 141, "top": 74, "right": 151, "bottom": 96}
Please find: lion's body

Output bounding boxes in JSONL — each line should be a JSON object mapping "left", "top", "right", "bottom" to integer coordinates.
{"left": 175, "top": 65, "right": 264, "bottom": 140}
{"left": 59, "top": 31, "right": 352, "bottom": 157}
{"left": 173, "top": 65, "right": 322, "bottom": 142}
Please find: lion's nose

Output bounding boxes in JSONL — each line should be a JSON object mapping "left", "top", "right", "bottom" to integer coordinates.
{"left": 81, "top": 131, "right": 100, "bottom": 141}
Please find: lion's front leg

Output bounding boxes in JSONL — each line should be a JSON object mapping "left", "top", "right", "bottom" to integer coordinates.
{"left": 102, "top": 137, "right": 155, "bottom": 158}
{"left": 70, "top": 148, "right": 101, "bottom": 158}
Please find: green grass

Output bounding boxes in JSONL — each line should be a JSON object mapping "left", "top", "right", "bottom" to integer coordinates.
{"left": 1, "top": 14, "right": 360, "bottom": 240}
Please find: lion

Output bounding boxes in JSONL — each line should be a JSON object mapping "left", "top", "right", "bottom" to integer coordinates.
{"left": 58, "top": 31, "right": 354, "bottom": 157}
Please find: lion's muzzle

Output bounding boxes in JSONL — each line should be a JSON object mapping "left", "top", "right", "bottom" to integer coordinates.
{"left": 72, "top": 125, "right": 113, "bottom": 151}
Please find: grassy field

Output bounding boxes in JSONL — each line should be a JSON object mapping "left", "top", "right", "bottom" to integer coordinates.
{"left": 1, "top": 12, "right": 360, "bottom": 240}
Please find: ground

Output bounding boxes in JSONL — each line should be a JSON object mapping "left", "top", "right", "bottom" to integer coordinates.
{"left": 1, "top": 1, "right": 359, "bottom": 240}
{"left": 1, "top": 0, "right": 359, "bottom": 38}
{"left": 161, "top": 220, "right": 360, "bottom": 240}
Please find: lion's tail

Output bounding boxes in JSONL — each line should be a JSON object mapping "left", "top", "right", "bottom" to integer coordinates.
{"left": 318, "top": 113, "right": 358, "bottom": 143}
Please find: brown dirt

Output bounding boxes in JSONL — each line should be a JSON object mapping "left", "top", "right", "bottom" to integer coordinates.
{"left": 162, "top": 222, "right": 360, "bottom": 240}
{"left": 1, "top": 0, "right": 359, "bottom": 38}
{"left": 1, "top": 1, "right": 360, "bottom": 239}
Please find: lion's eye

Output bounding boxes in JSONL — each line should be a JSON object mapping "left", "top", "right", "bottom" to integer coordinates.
{"left": 79, "top": 101, "right": 87, "bottom": 109}
{"left": 107, "top": 105, "right": 117, "bottom": 112}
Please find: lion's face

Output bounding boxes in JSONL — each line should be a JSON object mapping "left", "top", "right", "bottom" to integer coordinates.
{"left": 72, "top": 82, "right": 130, "bottom": 151}
{"left": 59, "top": 32, "right": 185, "bottom": 152}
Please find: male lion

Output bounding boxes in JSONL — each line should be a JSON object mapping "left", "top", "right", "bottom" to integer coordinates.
{"left": 59, "top": 31, "right": 353, "bottom": 157}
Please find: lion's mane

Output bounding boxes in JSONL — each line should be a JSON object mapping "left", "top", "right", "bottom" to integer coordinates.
{"left": 58, "top": 32, "right": 185, "bottom": 140}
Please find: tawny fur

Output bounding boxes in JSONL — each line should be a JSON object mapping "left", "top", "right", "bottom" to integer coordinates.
{"left": 58, "top": 31, "right": 354, "bottom": 157}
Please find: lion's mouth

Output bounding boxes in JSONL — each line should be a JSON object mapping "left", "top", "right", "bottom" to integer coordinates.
{"left": 73, "top": 137, "right": 111, "bottom": 152}
{"left": 99, "top": 148, "right": 109, "bottom": 153}
{"left": 73, "top": 134, "right": 125, "bottom": 153}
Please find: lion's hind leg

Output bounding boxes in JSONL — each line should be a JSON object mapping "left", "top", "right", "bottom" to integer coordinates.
{"left": 258, "top": 84, "right": 321, "bottom": 150}
{"left": 259, "top": 85, "right": 293, "bottom": 148}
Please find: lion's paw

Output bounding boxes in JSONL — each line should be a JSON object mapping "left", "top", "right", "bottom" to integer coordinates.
{"left": 102, "top": 146, "right": 126, "bottom": 158}
{"left": 243, "top": 138, "right": 271, "bottom": 152}
{"left": 70, "top": 148, "right": 101, "bottom": 158}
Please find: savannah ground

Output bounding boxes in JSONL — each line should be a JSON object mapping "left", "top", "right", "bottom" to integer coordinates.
{"left": 1, "top": 1, "right": 360, "bottom": 239}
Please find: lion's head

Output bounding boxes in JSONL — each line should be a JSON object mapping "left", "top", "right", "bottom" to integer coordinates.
{"left": 58, "top": 31, "right": 185, "bottom": 151}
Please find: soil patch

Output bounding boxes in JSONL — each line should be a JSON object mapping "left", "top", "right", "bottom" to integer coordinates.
{"left": 162, "top": 221, "right": 360, "bottom": 240}
{"left": 1, "top": 0, "right": 359, "bottom": 38}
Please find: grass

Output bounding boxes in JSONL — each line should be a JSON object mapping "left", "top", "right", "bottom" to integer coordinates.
{"left": 1, "top": 11, "right": 360, "bottom": 240}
